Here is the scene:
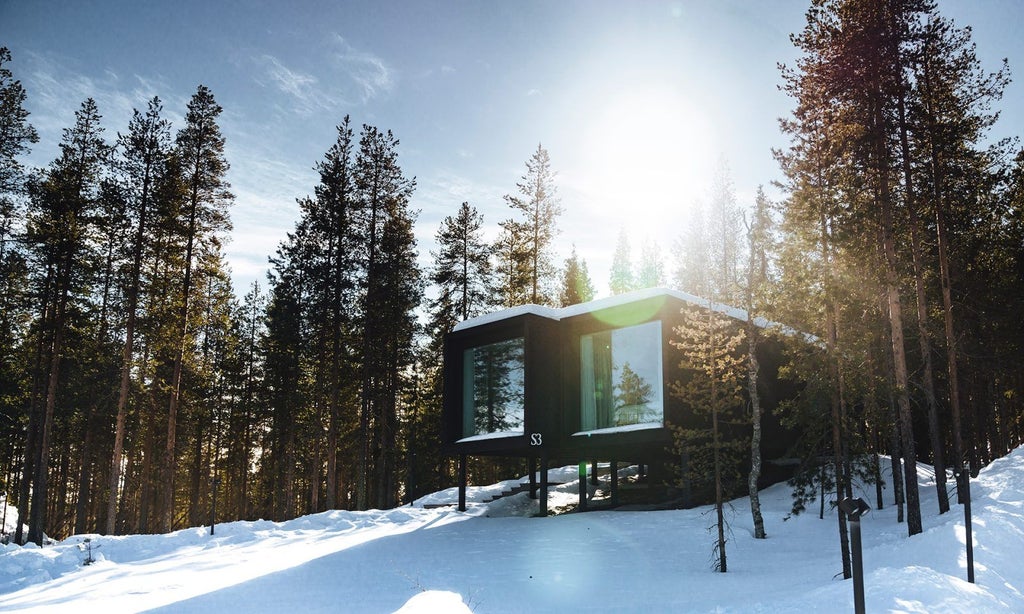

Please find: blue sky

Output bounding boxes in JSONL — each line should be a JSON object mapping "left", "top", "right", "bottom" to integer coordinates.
{"left": 3, "top": 0, "right": 1022, "bottom": 296}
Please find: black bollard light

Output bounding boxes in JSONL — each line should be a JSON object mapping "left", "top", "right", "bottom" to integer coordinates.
{"left": 839, "top": 497, "right": 871, "bottom": 614}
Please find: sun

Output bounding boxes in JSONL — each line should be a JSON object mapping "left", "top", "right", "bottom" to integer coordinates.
{"left": 578, "top": 87, "right": 716, "bottom": 241}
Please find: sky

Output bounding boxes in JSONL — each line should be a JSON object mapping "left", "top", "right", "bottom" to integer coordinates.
{"left": 3, "top": 0, "right": 1023, "bottom": 298}
{"left": 3, "top": 449, "right": 1024, "bottom": 612}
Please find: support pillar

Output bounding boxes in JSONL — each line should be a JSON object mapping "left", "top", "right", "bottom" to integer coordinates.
{"left": 539, "top": 453, "right": 549, "bottom": 516}
{"left": 578, "top": 461, "right": 588, "bottom": 511}
{"left": 458, "top": 454, "right": 467, "bottom": 512}
{"left": 528, "top": 456, "right": 537, "bottom": 499}
{"left": 610, "top": 460, "right": 619, "bottom": 506}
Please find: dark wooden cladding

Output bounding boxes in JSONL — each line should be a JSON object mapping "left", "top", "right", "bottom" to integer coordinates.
{"left": 441, "top": 291, "right": 800, "bottom": 490}
{"left": 442, "top": 312, "right": 562, "bottom": 456}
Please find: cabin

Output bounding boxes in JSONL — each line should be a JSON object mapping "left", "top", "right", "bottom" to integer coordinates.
{"left": 441, "top": 287, "right": 800, "bottom": 514}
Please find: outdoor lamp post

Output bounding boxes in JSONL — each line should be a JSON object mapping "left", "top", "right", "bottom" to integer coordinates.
{"left": 839, "top": 497, "right": 871, "bottom": 614}
{"left": 955, "top": 466, "right": 976, "bottom": 583}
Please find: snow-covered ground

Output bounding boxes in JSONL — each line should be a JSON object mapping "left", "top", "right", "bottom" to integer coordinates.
{"left": 2, "top": 451, "right": 1023, "bottom": 613}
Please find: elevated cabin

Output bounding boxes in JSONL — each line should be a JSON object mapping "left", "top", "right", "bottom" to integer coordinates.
{"left": 442, "top": 288, "right": 799, "bottom": 513}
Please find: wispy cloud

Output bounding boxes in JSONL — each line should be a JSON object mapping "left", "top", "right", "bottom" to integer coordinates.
{"left": 21, "top": 52, "right": 186, "bottom": 167}
{"left": 257, "top": 54, "right": 340, "bottom": 115}
{"left": 329, "top": 35, "right": 395, "bottom": 102}
{"left": 262, "top": 55, "right": 317, "bottom": 99}
{"left": 253, "top": 37, "right": 395, "bottom": 114}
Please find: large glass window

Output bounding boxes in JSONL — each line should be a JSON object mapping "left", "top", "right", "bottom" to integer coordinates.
{"left": 580, "top": 321, "right": 663, "bottom": 431}
{"left": 462, "top": 337, "right": 525, "bottom": 438}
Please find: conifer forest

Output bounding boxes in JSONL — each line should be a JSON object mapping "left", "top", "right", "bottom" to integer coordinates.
{"left": 2, "top": 0, "right": 1024, "bottom": 549}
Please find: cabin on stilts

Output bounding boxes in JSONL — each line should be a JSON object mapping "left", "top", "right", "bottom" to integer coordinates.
{"left": 441, "top": 287, "right": 801, "bottom": 514}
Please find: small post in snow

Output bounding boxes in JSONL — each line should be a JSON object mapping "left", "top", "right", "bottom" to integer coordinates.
{"left": 839, "top": 497, "right": 870, "bottom": 614}
{"left": 210, "top": 476, "right": 221, "bottom": 536}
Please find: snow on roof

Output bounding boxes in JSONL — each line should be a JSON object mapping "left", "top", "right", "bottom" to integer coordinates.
{"left": 451, "top": 303, "right": 561, "bottom": 331}
{"left": 453, "top": 287, "right": 814, "bottom": 342}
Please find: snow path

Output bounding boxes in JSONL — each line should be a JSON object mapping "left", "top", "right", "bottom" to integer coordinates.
{"left": 1, "top": 508, "right": 470, "bottom": 613}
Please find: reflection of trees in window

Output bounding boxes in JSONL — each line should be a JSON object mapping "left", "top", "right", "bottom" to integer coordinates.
{"left": 581, "top": 321, "right": 663, "bottom": 430}
{"left": 464, "top": 338, "right": 525, "bottom": 436}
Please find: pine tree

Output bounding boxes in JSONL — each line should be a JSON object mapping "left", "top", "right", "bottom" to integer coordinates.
{"left": 494, "top": 218, "right": 531, "bottom": 308}
{"left": 559, "top": 245, "right": 595, "bottom": 307}
{"left": 308, "top": 117, "right": 362, "bottom": 511}
{"left": 609, "top": 228, "right": 634, "bottom": 295}
{"left": 672, "top": 204, "right": 710, "bottom": 297}
{"left": 262, "top": 249, "right": 305, "bottom": 520}
{"left": 671, "top": 304, "right": 746, "bottom": 572}
{"left": 420, "top": 201, "right": 493, "bottom": 502}
{"left": 355, "top": 124, "right": 418, "bottom": 510}
{"left": 370, "top": 205, "right": 421, "bottom": 508}
{"left": 708, "top": 160, "right": 741, "bottom": 303}
{"left": 912, "top": 11, "right": 1010, "bottom": 478}
{"left": 0, "top": 48, "right": 38, "bottom": 529}
{"left": 503, "top": 144, "right": 561, "bottom": 305}
{"left": 0, "top": 47, "right": 38, "bottom": 198}
{"left": 430, "top": 201, "right": 493, "bottom": 329}
{"left": 777, "top": 24, "right": 861, "bottom": 573}
{"left": 162, "top": 85, "right": 233, "bottom": 531}
{"left": 23, "top": 98, "right": 109, "bottom": 544}
{"left": 636, "top": 238, "right": 665, "bottom": 290}
{"left": 781, "top": 0, "right": 926, "bottom": 539}
{"left": 225, "top": 281, "right": 265, "bottom": 519}
{"left": 106, "top": 97, "right": 172, "bottom": 534}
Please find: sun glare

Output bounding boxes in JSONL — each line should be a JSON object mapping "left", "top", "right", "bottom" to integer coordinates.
{"left": 580, "top": 88, "right": 716, "bottom": 240}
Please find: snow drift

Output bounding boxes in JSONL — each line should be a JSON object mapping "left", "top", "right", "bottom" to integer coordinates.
{"left": 2, "top": 449, "right": 1023, "bottom": 613}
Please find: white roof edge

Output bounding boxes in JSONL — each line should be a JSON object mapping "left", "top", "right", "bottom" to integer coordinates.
{"left": 452, "top": 303, "right": 562, "bottom": 331}
{"left": 452, "top": 287, "right": 818, "bottom": 343}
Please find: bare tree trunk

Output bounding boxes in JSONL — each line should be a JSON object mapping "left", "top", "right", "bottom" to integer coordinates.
{"left": 744, "top": 206, "right": 767, "bottom": 539}
{"left": 872, "top": 425, "right": 884, "bottom": 510}
{"left": 936, "top": 206, "right": 966, "bottom": 476}
{"left": 897, "top": 82, "right": 949, "bottom": 513}
{"left": 16, "top": 271, "right": 53, "bottom": 545}
{"left": 819, "top": 204, "right": 851, "bottom": 578}
{"left": 710, "top": 308, "right": 726, "bottom": 573}
{"left": 877, "top": 143, "right": 922, "bottom": 536}
{"left": 107, "top": 169, "right": 151, "bottom": 534}
{"left": 746, "top": 317, "right": 765, "bottom": 539}
{"left": 163, "top": 170, "right": 202, "bottom": 533}
{"left": 28, "top": 302, "right": 65, "bottom": 544}
{"left": 73, "top": 411, "right": 95, "bottom": 534}
{"left": 310, "top": 416, "right": 321, "bottom": 513}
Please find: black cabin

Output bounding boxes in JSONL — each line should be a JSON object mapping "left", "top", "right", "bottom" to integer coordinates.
{"left": 441, "top": 288, "right": 799, "bottom": 513}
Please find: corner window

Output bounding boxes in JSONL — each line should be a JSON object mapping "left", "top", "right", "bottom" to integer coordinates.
{"left": 462, "top": 337, "right": 525, "bottom": 437}
{"left": 580, "top": 321, "right": 663, "bottom": 431}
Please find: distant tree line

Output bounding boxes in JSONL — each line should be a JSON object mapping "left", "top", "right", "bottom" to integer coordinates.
{"left": 1, "top": 0, "right": 1023, "bottom": 560}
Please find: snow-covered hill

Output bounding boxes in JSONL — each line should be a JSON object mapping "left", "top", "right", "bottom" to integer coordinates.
{"left": 2, "top": 450, "right": 1023, "bottom": 613}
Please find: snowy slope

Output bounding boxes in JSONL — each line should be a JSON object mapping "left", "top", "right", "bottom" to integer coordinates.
{"left": 2, "top": 450, "right": 1023, "bottom": 613}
